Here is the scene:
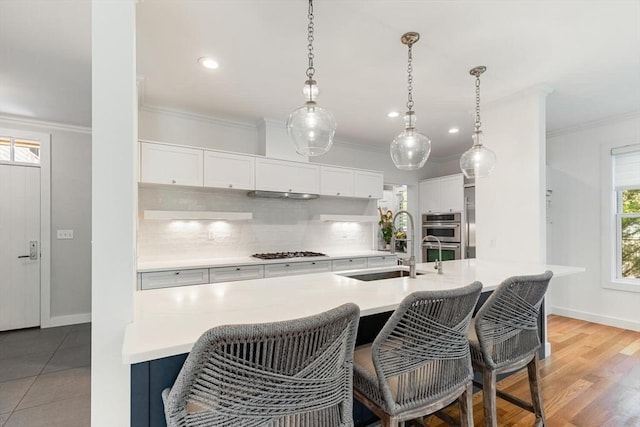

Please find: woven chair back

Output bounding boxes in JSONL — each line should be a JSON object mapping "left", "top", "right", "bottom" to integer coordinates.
{"left": 474, "top": 271, "right": 553, "bottom": 369}
{"left": 163, "top": 303, "right": 360, "bottom": 427}
{"left": 371, "top": 282, "right": 482, "bottom": 413}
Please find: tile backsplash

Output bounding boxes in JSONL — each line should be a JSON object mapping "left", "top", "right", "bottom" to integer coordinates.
{"left": 137, "top": 186, "right": 376, "bottom": 263}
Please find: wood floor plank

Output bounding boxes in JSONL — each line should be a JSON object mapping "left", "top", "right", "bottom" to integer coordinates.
{"left": 427, "top": 315, "right": 640, "bottom": 427}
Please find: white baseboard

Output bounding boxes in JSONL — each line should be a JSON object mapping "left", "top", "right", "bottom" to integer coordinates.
{"left": 41, "top": 312, "right": 92, "bottom": 328}
{"left": 549, "top": 306, "right": 640, "bottom": 332}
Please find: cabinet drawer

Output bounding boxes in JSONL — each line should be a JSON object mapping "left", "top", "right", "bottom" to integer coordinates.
{"left": 367, "top": 256, "right": 398, "bottom": 268}
{"left": 264, "top": 260, "right": 332, "bottom": 278}
{"left": 140, "top": 268, "right": 209, "bottom": 290}
{"left": 331, "top": 258, "right": 368, "bottom": 272}
{"left": 209, "top": 265, "right": 264, "bottom": 283}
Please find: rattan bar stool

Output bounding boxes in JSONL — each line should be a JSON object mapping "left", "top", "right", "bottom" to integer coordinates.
{"left": 162, "top": 303, "right": 360, "bottom": 427}
{"left": 469, "top": 271, "right": 553, "bottom": 427}
{"left": 352, "top": 282, "right": 482, "bottom": 427}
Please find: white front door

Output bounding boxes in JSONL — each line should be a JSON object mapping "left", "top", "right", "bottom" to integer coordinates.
{"left": 0, "top": 164, "right": 41, "bottom": 330}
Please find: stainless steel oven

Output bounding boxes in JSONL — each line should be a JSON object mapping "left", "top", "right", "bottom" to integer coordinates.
{"left": 422, "top": 213, "right": 462, "bottom": 243}
{"left": 422, "top": 242, "right": 462, "bottom": 262}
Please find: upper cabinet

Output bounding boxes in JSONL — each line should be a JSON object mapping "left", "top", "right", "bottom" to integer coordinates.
{"left": 354, "top": 170, "right": 384, "bottom": 199}
{"left": 419, "top": 174, "right": 463, "bottom": 214}
{"left": 320, "top": 167, "right": 383, "bottom": 199}
{"left": 320, "top": 166, "right": 354, "bottom": 197}
{"left": 140, "top": 142, "right": 203, "bottom": 186}
{"left": 255, "top": 158, "right": 320, "bottom": 194}
{"left": 140, "top": 141, "right": 383, "bottom": 199}
{"left": 203, "top": 151, "right": 255, "bottom": 190}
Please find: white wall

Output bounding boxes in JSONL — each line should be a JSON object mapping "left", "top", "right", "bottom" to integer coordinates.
{"left": 547, "top": 113, "right": 640, "bottom": 331}
{"left": 92, "top": 0, "right": 136, "bottom": 425}
{"left": 0, "top": 116, "right": 92, "bottom": 325}
{"left": 476, "top": 88, "right": 549, "bottom": 263}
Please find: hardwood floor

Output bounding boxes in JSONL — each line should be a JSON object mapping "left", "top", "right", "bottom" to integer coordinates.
{"left": 427, "top": 315, "right": 640, "bottom": 427}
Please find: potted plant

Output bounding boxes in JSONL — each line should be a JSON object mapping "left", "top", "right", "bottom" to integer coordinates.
{"left": 378, "top": 208, "right": 394, "bottom": 250}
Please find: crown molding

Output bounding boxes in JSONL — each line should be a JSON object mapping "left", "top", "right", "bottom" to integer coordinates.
{"left": 547, "top": 110, "right": 640, "bottom": 139}
{"left": 332, "top": 137, "right": 389, "bottom": 154}
{"left": 484, "top": 83, "right": 555, "bottom": 111}
{"left": 0, "top": 114, "right": 91, "bottom": 134}
{"left": 139, "top": 104, "right": 256, "bottom": 130}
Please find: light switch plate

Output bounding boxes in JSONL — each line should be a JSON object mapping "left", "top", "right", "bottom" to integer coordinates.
{"left": 57, "top": 229, "right": 74, "bottom": 239}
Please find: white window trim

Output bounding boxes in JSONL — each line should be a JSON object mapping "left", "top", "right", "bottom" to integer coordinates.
{"left": 601, "top": 140, "right": 640, "bottom": 292}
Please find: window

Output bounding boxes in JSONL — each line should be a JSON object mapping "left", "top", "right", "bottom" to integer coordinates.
{"left": 0, "top": 136, "right": 41, "bottom": 165}
{"left": 607, "top": 144, "right": 640, "bottom": 289}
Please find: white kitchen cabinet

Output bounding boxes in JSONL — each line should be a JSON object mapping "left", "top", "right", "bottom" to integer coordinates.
{"left": 353, "top": 170, "right": 384, "bottom": 199}
{"left": 255, "top": 158, "right": 320, "bottom": 194}
{"left": 263, "top": 260, "right": 332, "bottom": 278}
{"left": 419, "top": 174, "right": 463, "bottom": 214}
{"left": 203, "top": 151, "right": 255, "bottom": 190}
{"left": 139, "top": 268, "right": 209, "bottom": 290}
{"left": 209, "top": 265, "right": 264, "bottom": 283}
{"left": 320, "top": 166, "right": 354, "bottom": 197}
{"left": 140, "top": 142, "right": 203, "bottom": 186}
{"left": 367, "top": 255, "right": 398, "bottom": 268}
{"left": 331, "top": 257, "right": 368, "bottom": 272}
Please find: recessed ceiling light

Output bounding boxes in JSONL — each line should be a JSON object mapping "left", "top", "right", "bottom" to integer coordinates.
{"left": 387, "top": 111, "right": 400, "bottom": 118}
{"left": 448, "top": 127, "right": 459, "bottom": 134}
{"left": 198, "top": 57, "right": 219, "bottom": 70}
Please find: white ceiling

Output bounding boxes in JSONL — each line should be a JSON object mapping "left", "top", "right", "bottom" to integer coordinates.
{"left": 2, "top": 1, "right": 639, "bottom": 159}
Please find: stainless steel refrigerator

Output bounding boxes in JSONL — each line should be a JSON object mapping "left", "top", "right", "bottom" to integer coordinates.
{"left": 464, "top": 186, "right": 476, "bottom": 258}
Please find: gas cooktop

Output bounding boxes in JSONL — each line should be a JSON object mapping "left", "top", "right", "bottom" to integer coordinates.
{"left": 251, "top": 251, "right": 328, "bottom": 260}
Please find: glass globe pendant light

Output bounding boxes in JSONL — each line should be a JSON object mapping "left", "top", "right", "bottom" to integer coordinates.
{"left": 286, "top": 0, "right": 336, "bottom": 156}
{"left": 460, "top": 66, "right": 496, "bottom": 179}
{"left": 390, "top": 32, "right": 431, "bottom": 170}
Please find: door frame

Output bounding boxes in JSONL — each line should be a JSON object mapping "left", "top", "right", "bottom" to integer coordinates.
{"left": 0, "top": 127, "right": 51, "bottom": 328}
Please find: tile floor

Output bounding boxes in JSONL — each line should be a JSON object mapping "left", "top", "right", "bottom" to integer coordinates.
{"left": 0, "top": 323, "right": 90, "bottom": 427}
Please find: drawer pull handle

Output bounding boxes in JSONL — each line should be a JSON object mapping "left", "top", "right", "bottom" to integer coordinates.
{"left": 175, "top": 271, "right": 180, "bottom": 275}
{"left": 236, "top": 268, "right": 241, "bottom": 271}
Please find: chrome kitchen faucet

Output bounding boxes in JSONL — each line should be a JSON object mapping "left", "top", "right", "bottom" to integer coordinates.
{"left": 423, "top": 235, "right": 444, "bottom": 274}
{"left": 390, "top": 210, "right": 416, "bottom": 278}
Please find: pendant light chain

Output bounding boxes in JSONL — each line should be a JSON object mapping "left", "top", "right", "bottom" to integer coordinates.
{"left": 474, "top": 74, "right": 482, "bottom": 132}
{"left": 306, "top": 0, "right": 315, "bottom": 80}
{"left": 406, "top": 42, "right": 414, "bottom": 112}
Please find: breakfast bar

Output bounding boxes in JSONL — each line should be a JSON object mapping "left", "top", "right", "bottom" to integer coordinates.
{"left": 124, "top": 259, "right": 584, "bottom": 427}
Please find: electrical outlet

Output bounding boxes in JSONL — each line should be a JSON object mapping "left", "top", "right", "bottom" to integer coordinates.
{"left": 57, "top": 229, "right": 74, "bottom": 239}
{"left": 208, "top": 230, "right": 216, "bottom": 240}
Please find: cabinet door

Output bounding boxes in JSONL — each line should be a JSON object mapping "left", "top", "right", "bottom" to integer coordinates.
{"left": 264, "top": 260, "right": 331, "bottom": 278}
{"left": 354, "top": 170, "right": 383, "bottom": 199}
{"left": 209, "top": 265, "right": 264, "bottom": 283}
{"left": 255, "top": 158, "right": 320, "bottom": 194}
{"left": 419, "top": 179, "right": 440, "bottom": 214}
{"left": 367, "top": 255, "right": 398, "bottom": 268}
{"left": 203, "top": 151, "right": 255, "bottom": 190}
{"left": 320, "top": 166, "right": 354, "bottom": 197}
{"left": 140, "top": 269, "right": 209, "bottom": 290}
{"left": 331, "top": 257, "right": 368, "bottom": 272}
{"left": 140, "top": 142, "right": 203, "bottom": 186}
{"left": 439, "top": 174, "right": 464, "bottom": 213}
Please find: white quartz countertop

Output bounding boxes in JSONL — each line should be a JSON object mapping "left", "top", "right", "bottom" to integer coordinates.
{"left": 123, "top": 259, "right": 584, "bottom": 364}
{"left": 137, "top": 251, "right": 396, "bottom": 272}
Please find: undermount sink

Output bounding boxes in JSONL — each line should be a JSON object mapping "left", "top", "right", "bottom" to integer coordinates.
{"left": 341, "top": 269, "right": 426, "bottom": 282}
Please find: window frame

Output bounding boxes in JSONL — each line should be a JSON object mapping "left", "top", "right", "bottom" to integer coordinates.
{"left": 0, "top": 135, "right": 42, "bottom": 167}
{"left": 602, "top": 141, "right": 640, "bottom": 292}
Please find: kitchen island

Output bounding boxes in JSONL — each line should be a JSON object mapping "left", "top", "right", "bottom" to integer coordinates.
{"left": 124, "top": 259, "right": 584, "bottom": 427}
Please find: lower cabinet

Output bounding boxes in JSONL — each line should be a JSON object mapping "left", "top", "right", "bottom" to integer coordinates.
{"left": 366, "top": 255, "right": 398, "bottom": 268}
{"left": 209, "top": 265, "right": 264, "bottom": 283}
{"left": 331, "top": 257, "right": 368, "bottom": 272}
{"left": 264, "top": 260, "right": 332, "bottom": 278}
{"left": 139, "top": 269, "right": 209, "bottom": 290}
{"left": 138, "top": 255, "right": 398, "bottom": 289}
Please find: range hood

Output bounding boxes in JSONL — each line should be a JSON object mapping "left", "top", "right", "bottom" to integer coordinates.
{"left": 247, "top": 190, "right": 319, "bottom": 200}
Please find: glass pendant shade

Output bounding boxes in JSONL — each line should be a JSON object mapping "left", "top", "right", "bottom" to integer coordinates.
{"left": 459, "top": 132, "right": 496, "bottom": 179}
{"left": 286, "top": 101, "right": 337, "bottom": 156}
{"left": 390, "top": 112, "right": 431, "bottom": 170}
